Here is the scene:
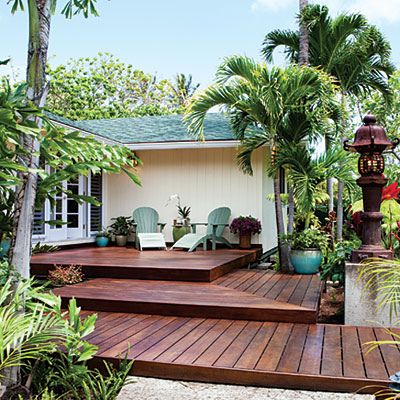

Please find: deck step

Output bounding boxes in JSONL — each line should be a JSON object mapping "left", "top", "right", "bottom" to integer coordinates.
{"left": 31, "top": 247, "right": 261, "bottom": 282}
{"left": 54, "top": 278, "right": 317, "bottom": 323}
{"left": 85, "top": 311, "right": 400, "bottom": 394}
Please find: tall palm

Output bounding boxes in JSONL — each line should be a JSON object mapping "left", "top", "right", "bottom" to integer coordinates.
{"left": 185, "top": 55, "right": 337, "bottom": 271}
{"left": 171, "top": 73, "right": 200, "bottom": 107}
{"left": 262, "top": 4, "right": 394, "bottom": 240}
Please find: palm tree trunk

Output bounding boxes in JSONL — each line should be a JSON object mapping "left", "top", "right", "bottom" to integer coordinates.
{"left": 5, "top": 0, "right": 51, "bottom": 388}
{"left": 288, "top": 186, "right": 294, "bottom": 235}
{"left": 298, "top": 0, "right": 309, "bottom": 66}
{"left": 336, "top": 93, "right": 347, "bottom": 242}
{"left": 274, "top": 169, "right": 290, "bottom": 271}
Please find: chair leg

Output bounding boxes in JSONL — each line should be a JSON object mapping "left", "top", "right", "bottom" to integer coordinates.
{"left": 216, "top": 236, "right": 233, "bottom": 248}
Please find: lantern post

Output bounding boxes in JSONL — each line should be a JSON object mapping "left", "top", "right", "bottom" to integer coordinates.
{"left": 344, "top": 114, "right": 398, "bottom": 262}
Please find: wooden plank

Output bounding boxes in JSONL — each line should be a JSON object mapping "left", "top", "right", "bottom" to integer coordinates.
{"left": 358, "top": 327, "right": 389, "bottom": 380}
{"left": 128, "top": 318, "right": 191, "bottom": 358}
{"left": 156, "top": 319, "right": 220, "bottom": 363}
{"left": 214, "top": 321, "right": 262, "bottom": 368}
{"left": 234, "top": 270, "right": 274, "bottom": 292}
{"left": 255, "top": 323, "right": 293, "bottom": 371}
{"left": 276, "top": 274, "right": 302, "bottom": 303}
{"left": 374, "top": 327, "right": 400, "bottom": 376}
{"left": 298, "top": 324, "right": 324, "bottom": 375}
{"left": 277, "top": 324, "right": 309, "bottom": 372}
{"left": 193, "top": 321, "right": 247, "bottom": 366}
{"left": 235, "top": 322, "right": 277, "bottom": 370}
{"left": 301, "top": 275, "right": 322, "bottom": 309}
{"left": 97, "top": 316, "right": 176, "bottom": 357}
{"left": 288, "top": 275, "right": 312, "bottom": 306}
{"left": 321, "top": 325, "right": 342, "bottom": 377}
{"left": 174, "top": 320, "right": 233, "bottom": 364}
{"left": 341, "top": 326, "right": 365, "bottom": 378}
{"left": 139, "top": 318, "right": 205, "bottom": 361}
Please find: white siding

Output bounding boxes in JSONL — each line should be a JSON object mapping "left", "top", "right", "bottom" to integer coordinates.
{"left": 105, "top": 147, "right": 277, "bottom": 250}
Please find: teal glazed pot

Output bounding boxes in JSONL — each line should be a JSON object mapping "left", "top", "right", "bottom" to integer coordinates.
{"left": 0, "top": 238, "right": 11, "bottom": 259}
{"left": 96, "top": 236, "right": 109, "bottom": 247}
{"left": 290, "top": 249, "right": 322, "bottom": 274}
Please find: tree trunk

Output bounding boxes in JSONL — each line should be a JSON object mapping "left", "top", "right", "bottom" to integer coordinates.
{"left": 10, "top": 0, "right": 51, "bottom": 278}
{"left": 4, "top": 0, "right": 51, "bottom": 388}
{"left": 274, "top": 169, "right": 290, "bottom": 272}
{"left": 288, "top": 186, "right": 294, "bottom": 235}
{"left": 336, "top": 93, "right": 347, "bottom": 242}
{"left": 298, "top": 0, "right": 309, "bottom": 66}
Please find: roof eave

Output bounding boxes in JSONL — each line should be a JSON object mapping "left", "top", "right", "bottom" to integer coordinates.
{"left": 126, "top": 140, "right": 240, "bottom": 150}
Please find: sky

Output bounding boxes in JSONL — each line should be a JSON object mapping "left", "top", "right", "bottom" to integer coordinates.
{"left": 1, "top": 0, "right": 400, "bottom": 88}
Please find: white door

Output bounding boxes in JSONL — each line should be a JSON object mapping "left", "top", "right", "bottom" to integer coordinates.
{"left": 47, "top": 176, "right": 85, "bottom": 241}
{"left": 66, "top": 176, "right": 84, "bottom": 239}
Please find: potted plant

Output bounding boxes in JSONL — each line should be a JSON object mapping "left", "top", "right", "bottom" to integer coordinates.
{"left": 287, "top": 228, "right": 329, "bottom": 274}
{"left": 109, "top": 216, "right": 133, "bottom": 247}
{"left": 166, "top": 194, "right": 192, "bottom": 242}
{"left": 230, "top": 216, "right": 262, "bottom": 249}
{"left": 95, "top": 228, "right": 110, "bottom": 247}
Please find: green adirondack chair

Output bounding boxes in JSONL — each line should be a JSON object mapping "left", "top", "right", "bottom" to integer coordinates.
{"left": 172, "top": 207, "right": 232, "bottom": 252}
{"left": 132, "top": 207, "right": 166, "bottom": 250}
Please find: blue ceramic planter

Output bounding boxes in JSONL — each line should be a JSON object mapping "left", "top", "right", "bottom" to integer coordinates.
{"left": 290, "top": 249, "right": 322, "bottom": 274}
{"left": 0, "top": 238, "right": 11, "bottom": 259}
{"left": 96, "top": 236, "right": 109, "bottom": 247}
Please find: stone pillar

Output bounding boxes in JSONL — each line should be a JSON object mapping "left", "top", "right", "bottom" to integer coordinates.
{"left": 345, "top": 262, "right": 393, "bottom": 327}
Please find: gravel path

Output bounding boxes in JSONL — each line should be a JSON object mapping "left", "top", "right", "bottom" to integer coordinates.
{"left": 117, "top": 377, "right": 374, "bottom": 400}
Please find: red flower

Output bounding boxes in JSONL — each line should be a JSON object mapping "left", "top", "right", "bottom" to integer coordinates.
{"left": 382, "top": 182, "right": 400, "bottom": 201}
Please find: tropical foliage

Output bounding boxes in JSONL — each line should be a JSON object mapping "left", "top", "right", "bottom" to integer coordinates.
{"left": 46, "top": 53, "right": 199, "bottom": 120}
{"left": 0, "top": 77, "right": 141, "bottom": 277}
{"left": 185, "top": 55, "right": 338, "bottom": 270}
{"left": 0, "top": 279, "right": 133, "bottom": 399}
{"left": 262, "top": 3, "right": 394, "bottom": 241}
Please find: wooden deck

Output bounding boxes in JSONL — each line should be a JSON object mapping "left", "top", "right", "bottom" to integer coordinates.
{"left": 31, "top": 247, "right": 261, "bottom": 282}
{"left": 53, "top": 274, "right": 318, "bottom": 323}
{"left": 84, "top": 310, "right": 399, "bottom": 394}
{"left": 31, "top": 246, "right": 395, "bottom": 393}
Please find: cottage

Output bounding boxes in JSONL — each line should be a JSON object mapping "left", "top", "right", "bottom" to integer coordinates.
{"left": 34, "top": 113, "right": 278, "bottom": 251}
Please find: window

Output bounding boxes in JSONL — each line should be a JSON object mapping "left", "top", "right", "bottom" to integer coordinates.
{"left": 89, "top": 172, "right": 103, "bottom": 232}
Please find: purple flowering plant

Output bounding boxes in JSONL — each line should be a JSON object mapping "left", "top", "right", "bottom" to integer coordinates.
{"left": 230, "top": 216, "right": 262, "bottom": 235}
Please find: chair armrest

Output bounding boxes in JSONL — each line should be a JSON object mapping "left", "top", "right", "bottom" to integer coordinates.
{"left": 210, "top": 223, "right": 229, "bottom": 226}
{"left": 190, "top": 222, "right": 207, "bottom": 234}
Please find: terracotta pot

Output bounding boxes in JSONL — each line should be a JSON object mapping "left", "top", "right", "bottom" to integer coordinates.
{"left": 239, "top": 233, "right": 252, "bottom": 249}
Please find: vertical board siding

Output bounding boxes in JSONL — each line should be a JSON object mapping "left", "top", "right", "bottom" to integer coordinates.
{"left": 106, "top": 147, "right": 273, "bottom": 248}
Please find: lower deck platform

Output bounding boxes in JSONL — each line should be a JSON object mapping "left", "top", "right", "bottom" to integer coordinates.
{"left": 31, "top": 247, "right": 261, "bottom": 282}
{"left": 85, "top": 310, "right": 399, "bottom": 394}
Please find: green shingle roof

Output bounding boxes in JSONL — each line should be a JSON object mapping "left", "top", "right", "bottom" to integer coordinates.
{"left": 47, "top": 112, "right": 236, "bottom": 144}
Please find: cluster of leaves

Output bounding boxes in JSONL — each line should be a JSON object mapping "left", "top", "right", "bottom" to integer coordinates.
{"left": 0, "top": 77, "right": 142, "bottom": 217}
{"left": 177, "top": 205, "right": 191, "bottom": 219}
{"left": 0, "top": 279, "right": 133, "bottom": 399}
{"left": 283, "top": 228, "right": 329, "bottom": 253}
{"left": 229, "top": 216, "right": 261, "bottom": 235}
{"left": 48, "top": 264, "right": 85, "bottom": 286}
{"left": 31, "top": 243, "right": 60, "bottom": 255}
{"left": 108, "top": 216, "right": 134, "bottom": 236}
{"left": 46, "top": 53, "right": 199, "bottom": 120}
{"left": 321, "top": 240, "right": 360, "bottom": 283}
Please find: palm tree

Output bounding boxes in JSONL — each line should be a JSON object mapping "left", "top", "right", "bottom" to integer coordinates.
{"left": 262, "top": 4, "right": 394, "bottom": 241}
{"left": 170, "top": 73, "right": 200, "bottom": 107}
{"left": 272, "top": 144, "right": 356, "bottom": 229}
{"left": 185, "top": 55, "right": 337, "bottom": 271}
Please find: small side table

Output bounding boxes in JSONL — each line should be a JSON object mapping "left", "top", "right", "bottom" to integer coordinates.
{"left": 172, "top": 224, "right": 191, "bottom": 243}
